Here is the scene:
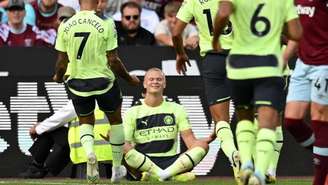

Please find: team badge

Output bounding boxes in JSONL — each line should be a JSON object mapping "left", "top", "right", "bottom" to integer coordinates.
{"left": 164, "top": 115, "right": 174, "bottom": 125}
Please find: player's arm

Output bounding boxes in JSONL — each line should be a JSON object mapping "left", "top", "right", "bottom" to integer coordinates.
{"left": 106, "top": 49, "right": 139, "bottom": 86}
{"left": 181, "top": 129, "right": 198, "bottom": 149}
{"left": 53, "top": 51, "right": 69, "bottom": 83}
{"left": 212, "top": 1, "right": 233, "bottom": 51}
{"left": 172, "top": 19, "right": 190, "bottom": 74}
{"left": 285, "top": 19, "right": 302, "bottom": 42}
{"left": 283, "top": 40, "right": 298, "bottom": 65}
{"left": 284, "top": 0, "right": 303, "bottom": 42}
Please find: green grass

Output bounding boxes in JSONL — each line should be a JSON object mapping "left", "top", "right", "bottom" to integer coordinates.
{"left": 0, "top": 177, "right": 312, "bottom": 185}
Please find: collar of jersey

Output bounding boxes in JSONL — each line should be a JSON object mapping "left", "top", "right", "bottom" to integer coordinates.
{"left": 10, "top": 23, "right": 27, "bottom": 34}
{"left": 38, "top": 0, "right": 58, "bottom": 17}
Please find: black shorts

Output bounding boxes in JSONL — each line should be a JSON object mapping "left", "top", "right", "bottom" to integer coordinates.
{"left": 201, "top": 52, "right": 231, "bottom": 106}
{"left": 69, "top": 81, "right": 122, "bottom": 116}
{"left": 230, "top": 77, "right": 285, "bottom": 111}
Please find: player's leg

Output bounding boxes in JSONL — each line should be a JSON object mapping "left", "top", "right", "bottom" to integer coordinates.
{"left": 71, "top": 94, "right": 99, "bottom": 183}
{"left": 266, "top": 76, "right": 289, "bottom": 184}
{"left": 265, "top": 125, "right": 283, "bottom": 184}
{"left": 230, "top": 79, "right": 256, "bottom": 184}
{"left": 310, "top": 67, "right": 328, "bottom": 185}
{"left": 159, "top": 140, "right": 208, "bottom": 181}
{"left": 285, "top": 60, "right": 313, "bottom": 150}
{"left": 98, "top": 81, "right": 126, "bottom": 182}
{"left": 123, "top": 143, "right": 163, "bottom": 180}
{"left": 248, "top": 77, "right": 284, "bottom": 185}
{"left": 202, "top": 53, "right": 239, "bottom": 177}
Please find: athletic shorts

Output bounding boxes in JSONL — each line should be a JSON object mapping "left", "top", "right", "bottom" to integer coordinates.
{"left": 230, "top": 77, "right": 285, "bottom": 111}
{"left": 201, "top": 51, "right": 231, "bottom": 106}
{"left": 286, "top": 59, "right": 328, "bottom": 105}
{"left": 69, "top": 81, "right": 122, "bottom": 116}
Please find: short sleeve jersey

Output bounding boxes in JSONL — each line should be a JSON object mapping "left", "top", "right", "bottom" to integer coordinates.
{"left": 223, "top": 0, "right": 298, "bottom": 79}
{"left": 55, "top": 11, "right": 117, "bottom": 93}
{"left": 123, "top": 100, "right": 191, "bottom": 157}
{"left": 177, "top": 0, "right": 233, "bottom": 56}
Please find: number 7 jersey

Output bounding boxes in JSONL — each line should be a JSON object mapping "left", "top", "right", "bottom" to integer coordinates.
{"left": 177, "top": 0, "right": 233, "bottom": 57}
{"left": 55, "top": 10, "right": 116, "bottom": 81}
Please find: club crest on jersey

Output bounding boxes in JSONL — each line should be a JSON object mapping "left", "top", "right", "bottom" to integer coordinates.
{"left": 164, "top": 115, "right": 174, "bottom": 125}
{"left": 296, "top": 5, "right": 315, "bottom": 17}
{"left": 198, "top": 0, "right": 210, "bottom": 4}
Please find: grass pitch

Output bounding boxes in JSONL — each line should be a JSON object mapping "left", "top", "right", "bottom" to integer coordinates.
{"left": 0, "top": 177, "right": 312, "bottom": 185}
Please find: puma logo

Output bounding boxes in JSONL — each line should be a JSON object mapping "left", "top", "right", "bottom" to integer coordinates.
{"left": 141, "top": 120, "right": 148, "bottom": 126}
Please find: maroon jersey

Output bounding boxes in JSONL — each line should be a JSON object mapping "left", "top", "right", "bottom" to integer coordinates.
{"left": 295, "top": 0, "right": 328, "bottom": 65}
{"left": 0, "top": 23, "right": 55, "bottom": 47}
{"left": 31, "top": 1, "right": 61, "bottom": 31}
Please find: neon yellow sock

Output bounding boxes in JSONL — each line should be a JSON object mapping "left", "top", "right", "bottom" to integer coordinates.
{"left": 79, "top": 124, "right": 94, "bottom": 156}
{"left": 124, "top": 149, "right": 162, "bottom": 175}
{"left": 110, "top": 124, "right": 124, "bottom": 167}
{"left": 161, "top": 147, "right": 206, "bottom": 180}
{"left": 236, "top": 120, "right": 256, "bottom": 165}
{"left": 216, "top": 121, "right": 238, "bottom": 162}
{"left": 268, "top": 126, "right": 283, "bottom": 176}
{"left": 255, "top": 128, "right": 276, "bottom": 176}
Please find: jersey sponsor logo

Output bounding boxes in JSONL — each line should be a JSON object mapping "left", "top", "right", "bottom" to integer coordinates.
{"left": 296, "top": 5, "right": 316, "bottom": 17}
{"left": 138, "top": 126, "right": 175, "bottom": 137}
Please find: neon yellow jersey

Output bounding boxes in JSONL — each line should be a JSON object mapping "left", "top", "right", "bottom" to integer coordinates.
{"left": 55, "top": 11, "right": 117, "bottom": 91}
{"left": 177, "top": 0, "right": 233, "bottom": 56}
{"left": 222, "top": 0, "right": 298, "bottom": 79}
{"left": 123, "top": 100, "right": 191, "bottom": 157}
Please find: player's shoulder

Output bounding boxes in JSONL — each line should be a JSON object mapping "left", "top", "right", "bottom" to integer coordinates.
{"left": 164, "top": 100, "right": 185, "bottom": 112}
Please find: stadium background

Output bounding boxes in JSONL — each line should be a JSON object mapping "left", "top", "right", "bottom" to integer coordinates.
{"left": 0, "top": 46, "right": 312, "bottom": 177}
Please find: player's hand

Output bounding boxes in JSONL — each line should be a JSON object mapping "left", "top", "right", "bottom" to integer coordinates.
{"left": 128, "top": 75, "right": 140, "bottom": 86}
{"left": 176, "top": 54, "right": 191, "bottom": 75}
{"left": 202, "top": 132, "right": 216, "bottom": 144}
{"left": 29, "top": 124, "right": 38, "bottom": 140}
{"left": 53, "top": 74, "right": 63, "bottom": 83}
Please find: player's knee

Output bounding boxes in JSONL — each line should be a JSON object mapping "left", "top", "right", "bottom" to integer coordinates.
{"left": 284, "top": 102, "right": 308, "bottom": 119}
{"left": 311, "top": 103, "right": 328, "bottom": 121}
{"left": 193, "top": 140, "right": 209, "bottom": 152}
